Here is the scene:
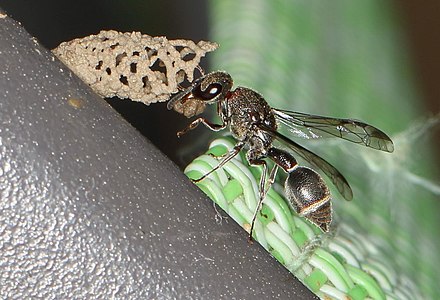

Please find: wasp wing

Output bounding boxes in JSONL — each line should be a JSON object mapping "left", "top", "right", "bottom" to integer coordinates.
{"left": 273, "top": 109, "right": 394, "bottom": 153}
{"left": 259, "top": 124, "right": 353, "bottom": 201}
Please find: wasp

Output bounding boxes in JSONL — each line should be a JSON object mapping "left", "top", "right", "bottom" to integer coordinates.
{"left": 168, "top": 71, "right": 394, "bottom": 240}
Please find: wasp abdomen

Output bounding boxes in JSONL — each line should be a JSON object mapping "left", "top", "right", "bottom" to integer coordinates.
{"left": 284, "top": 166, "right": 332, "bottom": 232}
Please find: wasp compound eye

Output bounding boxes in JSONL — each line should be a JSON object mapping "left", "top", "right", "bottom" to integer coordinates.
{"left": 194, "top": 83, "right": 223, "bottom": 101}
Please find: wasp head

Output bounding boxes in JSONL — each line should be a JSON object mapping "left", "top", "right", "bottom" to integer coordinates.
{"left": 167, "top": 71, "right": 233, "bottom": 118}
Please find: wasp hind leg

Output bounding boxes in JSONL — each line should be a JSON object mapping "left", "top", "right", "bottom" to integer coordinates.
{"left": 247, "top": 153, "right": 280, "bottom": 243}
{"left": 248, "top": 147, "right": 297, "bottom": 242}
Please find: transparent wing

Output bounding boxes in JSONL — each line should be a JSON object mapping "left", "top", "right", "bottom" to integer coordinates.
{"left": 273, "top": 109, "right": 394, "bottom": 153}
{"left": 259, "top": 124, "right": 353, "bottom": 201}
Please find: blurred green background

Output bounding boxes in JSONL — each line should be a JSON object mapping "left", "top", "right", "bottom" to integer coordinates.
{"left": 1, "top": 0, "right": 439, "bottom": 298}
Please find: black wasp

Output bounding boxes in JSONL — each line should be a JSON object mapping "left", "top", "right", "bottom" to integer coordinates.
{"left": 168, "top": 71, "right": 394, "bottom": 240}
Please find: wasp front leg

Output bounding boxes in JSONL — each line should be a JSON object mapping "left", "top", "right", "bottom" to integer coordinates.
{"left": 194, "top": 141, "right": 246, "bottom": 183}
{"left": 177, "top": 118, "right": 227, "bottom": 137}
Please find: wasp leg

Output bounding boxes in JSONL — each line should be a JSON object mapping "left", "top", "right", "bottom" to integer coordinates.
{"left": 193, "top": 141, "right": 246, "bottom": 183}
{"left": 246, "top": 148, "right": 299, "bottom": 242}
{"left": 248, "top": 160, "right": 279, "bottom": 243}
{"left": 177, "top": 118, "right": 226, "bottom": 137}
{"left": 247, "top": 158, "right": 267, "bottom": 243}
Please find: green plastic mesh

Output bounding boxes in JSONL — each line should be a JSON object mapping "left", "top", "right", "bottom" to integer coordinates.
{"left": 185, "top": 136, "right": 428, "bottom": 299}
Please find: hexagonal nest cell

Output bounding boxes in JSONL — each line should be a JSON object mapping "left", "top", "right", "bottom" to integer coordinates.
{"left": 52, "top": 30, "right": 218, "bottom": 104}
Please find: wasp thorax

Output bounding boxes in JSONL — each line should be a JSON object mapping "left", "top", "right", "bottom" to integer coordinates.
{"left": 284, "top": 166, "right": 331, "bottom": 231}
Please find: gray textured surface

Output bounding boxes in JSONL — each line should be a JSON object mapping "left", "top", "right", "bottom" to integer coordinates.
{"left": 0, "top": 11, "right": 316, "bottom": 299}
